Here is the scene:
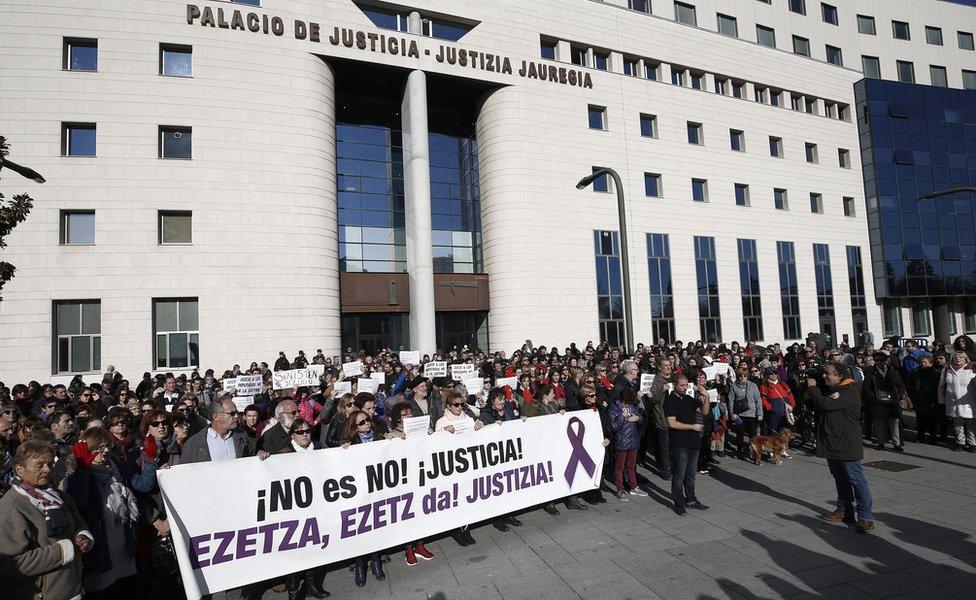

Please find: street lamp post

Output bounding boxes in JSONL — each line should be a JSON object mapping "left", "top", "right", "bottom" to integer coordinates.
{"left": 577, "top": 167, "right": 633, "bottom": 352}
{"left": 915, "top": 187, "right": 976, "bottom": 343}
{"left": 0, "top": 154, "right": 46, "bottom": 183}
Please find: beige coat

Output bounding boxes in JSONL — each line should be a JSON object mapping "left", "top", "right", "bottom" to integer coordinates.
{"left": 0, "top": 489, "right": 88, "bottom": 600}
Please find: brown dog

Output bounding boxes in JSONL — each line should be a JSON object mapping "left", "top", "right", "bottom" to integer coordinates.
{"left": 750, "top": 428, "right": 795, "bottom": 465}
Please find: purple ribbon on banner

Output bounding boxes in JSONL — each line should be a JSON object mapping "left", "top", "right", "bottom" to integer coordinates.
{"left": 564, "top": 416, "right": 597, "bottom": 485}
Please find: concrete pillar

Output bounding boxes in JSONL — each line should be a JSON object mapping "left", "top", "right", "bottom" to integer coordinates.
{"left": 933, "top": 299, "right": 952, "bottom": 344}
{"left": 402, "top": 11, "right": 436, "bottom": 355}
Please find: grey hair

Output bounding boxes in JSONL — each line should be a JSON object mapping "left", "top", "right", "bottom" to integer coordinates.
{"left": 211, "top": 394, "right": 235, "bottom": 414}
{"left": 620, "top": 359, "right": 638, "bottom": 372}
{"left": 274, "top": 400, "right": 297, "bottom": 418}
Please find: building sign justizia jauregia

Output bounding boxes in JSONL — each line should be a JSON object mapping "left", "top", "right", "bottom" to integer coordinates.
{"left": 185, "top": 4, "right": 594, "bottom": 89}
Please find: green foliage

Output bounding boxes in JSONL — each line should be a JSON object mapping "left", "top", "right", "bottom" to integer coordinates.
{"left": 0, "top": 135, "right": 35, "bottom": 301}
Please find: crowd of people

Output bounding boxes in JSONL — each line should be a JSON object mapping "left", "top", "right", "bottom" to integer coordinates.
{"left": 1, "top": 332, "right": 975, "bottom": 600}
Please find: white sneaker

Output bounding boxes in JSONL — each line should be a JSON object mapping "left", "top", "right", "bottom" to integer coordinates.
{"left": 629, "top": 488, "right": 649, "bottom": 497}
{"left": 615, "top": 490, "right": 630, "bottom": 502}
{"left": 781, "top": 450, "right": 791, "bottom": 458}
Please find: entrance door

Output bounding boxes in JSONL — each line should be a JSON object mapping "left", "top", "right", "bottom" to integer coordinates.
{"left": 436, "top": 311, "right": 488, "bottom": 353}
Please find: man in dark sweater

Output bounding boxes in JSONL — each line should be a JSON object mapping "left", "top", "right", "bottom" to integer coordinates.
{"left": 805, "top": 362, "right": 875, "bottom": 534}
{"left": 665, "top": 374, "right": 710, "bottom": 515}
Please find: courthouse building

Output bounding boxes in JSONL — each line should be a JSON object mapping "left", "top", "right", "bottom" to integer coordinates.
{"left": 1, "top": 0, "right": 975, "bottom": 381}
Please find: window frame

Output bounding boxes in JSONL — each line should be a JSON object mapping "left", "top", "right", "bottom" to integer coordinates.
{"left": 883, "top": 301, "right": 904, "bottom": 337}
{"left": 159, "top": 43, "right": 193, "bottom": 77}
{"left": 687, "top": 121, "right": 704, "bottom": 145}
{"left": 774, "top": 188, "right": 789, "bottom": 210}
{"left": 821, "top": 3, "right": 838, "bottom": 26}
{"left": 843, "top": 196, "right": 856, "bottom": 217}
{"left": 857, "top": 15, "right": 876, "bottom": 35}
{"left": 52, "top": 300, "right": 101, "bottom": 375}
{"left": 730, "top": 129, "right": 745, "bottom": 152}
{"left": 158, "top": 210, "right": 193, "bottom": 245}
{"left": 639, "top": 113, "right": 659, "bottom": 138}
{"left": 892, "top": 20, "right": 911, "bottom": 41}
{"left": 674, "top": 1, "right": 697, "bottom": 26}
{"left": 929, "top": 65, "right": 948, "bottom": 88}
{"left": 792, "top": 35, "right": 811, "bottom": 57}
{"left": 587, "top": 105, "right": 608, "bottom": 131}
{"left": 158, "top": 125, "right": 192, "bottom": 159}
{"left": 717, "top": 13, "right": 738, "bottom": 38}
{"left": 60, "top": 122, "right": 97, "bottom": 157}
{"left": 810, "top": 192, "right": 824, "bottom": 214}
{"left": 805, "top": 142, "right": 819, "bottom": 164}
{"left": 691, "top": 178, "right": 709, "bottom": 202}
{"left": 896, "top": 60, "right": 915, "bottom": 83}
{"left": 825, "top": 45, "right": 843, "bottom": 66}
{"left": 862, "top": 55, "right": 881, "bottom": 79}
{"left": 644, "top": 172, "right": 663, "bottom": 198}
{"left": 59, "top": 210, "right": 96, "bottom": 246}
{"left": 911, "top": 301, "right": 931, "bottom": 337}
{"left": 769, "top": 136, "right": 783, "bottom": 158}
{"left": 838, "top": 148, "right": 851, "bottom": 168}
{"left": 960, "top": 31, "right": 975, "bottom": 51}
{"left": 62, "top": 37, "right": 98, "bottom": 72}
{"left": 153, "top": 297, "right": 200, "bottom": 369}
{"left": 789, "top": 0, "right": 806, "bottom": 15}
{"left": 756, "top": 24, "right": 776, "bottom": 48}
{"left": 925, "top": 26, "right": 943, "bottom": 46}
{"left": 734, "top": 183, "right": 750, "bottom": 207}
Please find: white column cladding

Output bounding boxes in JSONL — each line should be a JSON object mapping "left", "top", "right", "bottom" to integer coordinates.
{"left": 402, "top": 10, "right": 436, "bottom": 355}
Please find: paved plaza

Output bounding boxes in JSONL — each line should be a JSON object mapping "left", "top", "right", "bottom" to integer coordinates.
{"left": 258, "top": 436, "right": 976, "bottom": 600}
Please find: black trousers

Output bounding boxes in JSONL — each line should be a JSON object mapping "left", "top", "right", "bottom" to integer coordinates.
{"left": 734, "top": 417, "right": 759, "bottom": 457}
{"left": 652, "top": 427, "right": 672, "bottom": 476}
{"left": 916, "top": 412, "right": 938, "bottom": 443}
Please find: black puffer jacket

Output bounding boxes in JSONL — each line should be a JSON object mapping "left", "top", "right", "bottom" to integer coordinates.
{"left": 805, "top": 381, "right": 863, "bottom": 461}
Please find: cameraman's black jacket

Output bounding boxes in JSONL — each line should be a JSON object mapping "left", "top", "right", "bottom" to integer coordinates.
{"left": 805, "top": 381, "right": 863, "bottom": 461}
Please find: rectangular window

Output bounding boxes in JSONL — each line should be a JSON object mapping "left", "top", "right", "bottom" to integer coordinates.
{"left": 570, "top": 46, "right": 587, "bottom": 66}
{"left": 738, "top": 239, "right": 763, "bottom": 341}
{"left": 897, "top": 61, "right": 915, "bottom": 83}
{"left": 540, "top": 39, "right": 556, "bottom": 59}
{"left": 805, "top": 97, "right": 817, "bottom": 114}
{"left": 847, "top": 246, "right": 868, "bottom": 343}
{"left": 644, "top": 62, "right": 659, "bottom": 80}
{"left": 838, "top": 148, "right": 851, "bottom": 168}
{"left": 777, "top": 242, "right": 801, "bottom": 340}
{"left": 789, "top": 0, "right": 806, "bottom": 15}
{"left": 717, "top": 14, "right": 738, "bottom": 38}
{"left": 53, "top": 300, "right": 101, "bottom": 374}
{"left": 630, "top": 0, "right": 651, "bottom": 13}
{"left": 233, "top": 0, "right": 261, "bottom": 5}
{"left": 813, "top": 243, "right": 836, "bottom": 342}
{"left": 62, "top": 37, "right": 97, "bottom": 71}
{"left": 687, "top": 121, "right": 703, "bottom": 145}
{"left": 59, "top": 210, "right": 95, "bottom": 245}
{"left": 647, "top": 233, "right": 675, "bottom": 344}
{"left": 671, "top": 68, "right": 686, "bottom": 86}
{"left": 821, "top": 3, "right": 838, "bottom": 25}
{"left": 843, "top": 196, "right": 855, "bottom": 217}
{"left": 912, "top": 301, "right": 931, "bottom": 336}
{"left": 791, "top": 94, "right": 802, "bottom": 111}
{"left": 714, "top": 78, "right": 728, "bottom": 95}
{"left": 769, "top": 136, "right": 783, "bottom": 157}
{"left": 774, "top": 188, "right": 788, "bottom": 210}
{"left": 623, "top": 58, "right": 639, "bottom": 76}
{"left": 160, "top": 44, "right": 192, "bottom": 76}
{"left": 805, "top": 142, "right": 818, "bottom": 163}
{"left": 158, "top": 210, "right": 192, "bottom": 244}
{"left": 770, "top": 89, "right": 781, "bottom": 107}
{"left": 857, "top": 15, "right": 876, "bottom": 35}
{"left": 964, "top": 70, "right": 976, "bottom": 90}
{"left": 588, "top": 105, "right": 607, "bottom": 130}
{"left": 692, "top": 178, "right": 708, "bottom": 202}
{"left": 594, "top": 231, "right": 625, "bottom": 347}
{"left": 734, "top": 183, "right": 750, "bottom": 206}
{"left": 644, "top": 173, "right": 662, "bottom": 197}
{"left": 153, "top": 298, "right": 199, "bottom": 369}
{"left": 810, "top": 193, "right": 823, "bottom": 213}
{"left": 159, "top": 126, "right": 191, "bottom": 159}
{"left": 754, "top": 86, "right": 768, "bottom": 104}
{"left": 674, "top": 2, "right": 697, "bottom": 26}
{"left": 883, "top": 301, "right": 903, "bottom": 337}
{"left": 640, "top": 113, "right": 658, "bottom": 138}
{"left": 892, "top": 20, "right": 911, "bottom": 40}
{"left": 793, "top": 35, "right": 810, "bottom": 57}
{"left": 61, "top": 123, "right": 96, "bottom": 157}
{"left": 925, "top": 26, "right": 943, "bottom": 45}
{"left": 730, "top": 129, "right": 745, "bottom": 151}
{"left": 731, "top": 81, "right": 744, "bottom": 98}
{"left": 594, "top": 52, "right": 609, "bottom": 71}
{"left": 930, "top": 65, "right": 948, "bottom": 88}
{"left": 965, "top": 299, "right": 976, "bottom": 333}
{"left": 960, "top": 31, "right": 975, "bottom": 51}
{"left": 694, "top": 236, "right": 721, "bottom": 342}
{"left": 690, "top": 72, "right": 704, "bottom": 90}
{"left": 757, "top": 25, "right": 776, "bottom": 48}
{"left": 826, "top": 45, "right": 843, "bottom": 66}
{"left": 862, "top": 56, "right": 881, "bottom": 79}
{"left": 591, "top": 167, "right": 609, "bottom": 193}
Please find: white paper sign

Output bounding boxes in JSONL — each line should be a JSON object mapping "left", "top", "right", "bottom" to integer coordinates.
{"left": 272, "top": 368, "right": 319, "bottom": 390}
{"left": 451, "top": 363, "right": 476, "bottom": 381}
{"left": 495, "top": 377, "right": 517, "bottom": 389}
{"left": 705, "top": 363, "right": 733, "bottom": 379}
{"left": 309, "top": 364, "right": 326, "bottom": 378}
{"left": 707, "top": 388, "right": 719, "bottom": 404}
{"left": 399, "top": 351, "right": 420, "bottom": 365}
{"left": 370, "top": 372, "right": 386, "bottom": 385}
{"left": 342, "top": 361, "right": 363, "bottom": 378}
{"left": 424, "top": 361, "right": 448, "bottom": 378}
{"left": 403, "top": 415, "right": 430, "bottom": 439}
{"left": 158, "top": 411, "right": 606, "bottom": 600}
{"left": 639, "top": 374, "right": 655, "bottom": 395}
{"left": 333, "top": 381, "right": 352, "bottom": 398}
{"left": 450, "top": 419, "right": 473, "bottom": 435}
{"left": 356, "top": 377, "right": 378, "bottom": 395}
{"left": 233, "top": 396, "right": 254, "bottom": 412}
{"left": 234, "top": 375, "right": 263, "bottom": 396}
{"left": 222, "top": 378, "right": 238, "bottom": 393}
{"left": 462, "top": 377, "right": 484, "bottom": 396}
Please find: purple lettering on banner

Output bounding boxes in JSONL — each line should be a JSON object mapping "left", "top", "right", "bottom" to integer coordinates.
{"left": 212, "top": 531, "right": 235, "bottom": 565}
{"left": 236, "top": 527, "right": 258, "bottom": 559}
{"left": 189, "top": 534, "right": 212, "bottom": 569}
{"left": 258, "top": 522, "right": 280, "bottom": 553}
{"left": 298, "top": 518, "right": 321, "bottom": 548}
{"left": 278, "top": 520, "right": 300, "bottom": 551}
{"left": 339, "top": 508, "right": 356, "bottom": 539}
{"left": 564, "top": 416, "right": 596, "bottom": 485}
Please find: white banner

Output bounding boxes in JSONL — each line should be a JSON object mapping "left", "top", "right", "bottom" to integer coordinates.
{"left": 234, "top": 375, "right": 264, "bottom": 396}
{"left": 450, "top": 363, "right": 476, "bottom": 381}
{"left": 333, "top": 381, "right": 352, "bottom": 398}
{"left": 639, "top": 374, "right": 655, "bottom": 395}
{"left": 399, "top": 350, "right": 420, "bottom": 365}
{"left": 309, "top": 364, "right": 326, "bottom": 378}
{"left": 222, "top": 378, "right": 237, "bottom": 393}
{"left": 233, "top": 397, "right": 254, "bottom": 412}
{"left": 356, "top": 377, "right": 378, "bottom": 395}
{"left": 423, "top": 361, "right": 447, "bottom": 378}
{"left": 462, "top": 377, "right": 484, "bottom": 396}
{"left": 495, "top": 376, "right": 517, "bottom": 389}
{"left": 342, "top": 361, "right": 363, "bottom": 378}
{"left": 272, "top": 369, "right": 319, "bottom": 390}
{"left": 159, "top": 412, "right": 605, "bottom": 600}
{"left": 703, "top": 363, "right": 734, "bottom": 380}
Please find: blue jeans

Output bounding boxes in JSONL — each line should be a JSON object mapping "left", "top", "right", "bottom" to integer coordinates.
{"left": 827, "top": 459, "right": 874, "bottom": 521}
{"left": 670, "top": 446, "right": 700, "bottom": 505}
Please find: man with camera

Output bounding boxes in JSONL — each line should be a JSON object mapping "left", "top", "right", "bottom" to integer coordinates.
{"left": 805, "top": 362, "right": 875, "bottom": 534}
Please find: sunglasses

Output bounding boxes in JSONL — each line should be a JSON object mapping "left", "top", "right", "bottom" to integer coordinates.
{"left": 448, "top": 402, "right": 465, "bottom": 407}
{"left": 150, "top": 420, "right": 169, "bottom": 428}
{"left": 224, "top": 411, "right": 239, "bottom": 417}
{"left": 356, "top": 419, "right": 372, "bottom": 426}
{"left": 111, "top": 420, "right": 128, "bottom": 427}
{"left": 587, "top": 393, "right": 597, "bottom": 398}
{"left": 293, "top": 429, "right": 311, "bottom": 435}
{"left": 282, "top": 410, "right": 298, "bottom": 416}
{"left": 344, "top": 403, "right": 354, "bottom": 408}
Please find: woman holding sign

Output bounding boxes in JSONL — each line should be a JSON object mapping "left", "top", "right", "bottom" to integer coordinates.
{"left": 435, "top": 390, "right": 484, "bottom": 546}
{"left": 340, "top": 411, "right": 393, "bottom": 585}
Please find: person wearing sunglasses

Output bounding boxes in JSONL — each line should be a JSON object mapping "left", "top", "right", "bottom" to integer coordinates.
{"left": 340, "top": 410, "right": 392, "bottom": 585}
{"left": 321, "top": 392, "right": 358, "bottom": 448}
{"left": 64, "top": 426, "right": 139, "bottom": 597}
{"left": 130, "top": 409, "right": 173, "bottom": 555}
{"left": 180, "top": 396, "right": 252, "bottom": 464}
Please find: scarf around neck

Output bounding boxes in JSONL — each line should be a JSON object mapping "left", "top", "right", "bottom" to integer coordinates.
{"left": 358, "top": 429, "right": 375, "bottom": 443}
{"left": 13, "top": 479, "right": 64, "bottom": 511}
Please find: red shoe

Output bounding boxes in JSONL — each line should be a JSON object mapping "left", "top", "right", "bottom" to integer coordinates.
{"left": 404, "top": 547, "right": 417, "bottom": 566}
{"left": 414, "top": 544, "right": 434, "bottom": 560}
